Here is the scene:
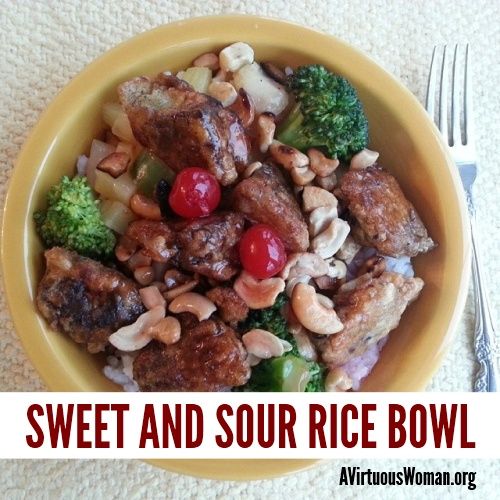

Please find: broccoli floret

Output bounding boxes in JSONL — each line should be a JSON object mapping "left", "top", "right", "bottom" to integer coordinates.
{"left": 304, "top": 361, "right": 325, "bottom": 392}
{"left": 240, "top": 293, "right": 295, "bottom": 349}
{"left": 237, "top": 293, "right": 325, "bottom": 392}
{"left": 277, "top": 64, "right": 369, "bottom": 161}
{"left": 34, "top": 176, "right": 116, "bottom": 260}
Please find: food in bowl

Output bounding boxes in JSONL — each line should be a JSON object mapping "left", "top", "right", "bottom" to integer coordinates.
{"left": 33, "top": 41, "right": 436, "bottom": 393}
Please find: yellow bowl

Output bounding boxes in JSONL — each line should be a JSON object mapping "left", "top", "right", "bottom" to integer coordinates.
{"left": 1, "top": 15, "right": 470, "bottom": 479}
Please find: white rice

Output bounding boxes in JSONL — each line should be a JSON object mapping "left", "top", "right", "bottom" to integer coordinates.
{"left": 76, "top": 155, "right": 88, "bottom": 177}
{"left": 384, "top": 255, "right": 414, "bottom": 277}
{"left": 343, "top": 337, "right": 389, "bottom": 391}
{"left": 104, "top": 352, "right": 139, "bottom": 392}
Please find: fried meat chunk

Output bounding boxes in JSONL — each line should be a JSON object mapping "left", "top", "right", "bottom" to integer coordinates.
{"left": 314, "top": 271, "right": 424, "bottom": 367}
{"left": 337, "top": 166, "right": 435, "bottom": 257}
{"left": 122, "top": 219, "right": 177, "bottom": 263}
{"left": 36, "top": 247, "right": 144, "bottom": 353}
{"left": 231, "top": 164, "right": 309, "bottom": 252}
{"left": 133, "top": 319, "right": 250, "bottom": 391}
{"left": 176, "top": 212, "right": 245, "bottom": 281}
{"left": 119, "top": 74, "right": 249, "bottom": 186}
{"left": 206, "top": 287, "right": 249, "bottom": 325}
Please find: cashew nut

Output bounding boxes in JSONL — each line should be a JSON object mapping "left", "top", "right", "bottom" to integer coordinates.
{"left": 325, "top": 367, "right": 353, "bottom": 392}
{"left": 193, "top": 52, "right": 219, "bottom": 71}
{"left": 326, "top": 258, "right": 348, "bottom": 279}
{"left": 212, "top": 68, "right": 228, "bottom": 82}
{"left": 134, "top": 266, "right": 155, "bottom": 286}
{"left": 291, "top": 326, "right": 318, "bottom": 361}
{"left": 285, "top": 275, "right": 311, "bottom": 297}
{"left": 290, "top": 166, "right": 316, "bottom": 186}
{"left": 256, "top": 113, "right": 276, "bottom": 153}
{"left": 316, "top": 293, "right": 334, "bottom": 308}
{"left": 302, "top": 186, "right": 338, "bottom": 213}
{"left": 130, "top": 194, "right": 162, "bottom": 221}
{"left": 243, "top": 161, "right": 263, "bottom": 178}
{"left": 109, "top": 305, "right": 165, "bottom": 351}
{"left": 163, "top": 269, "right": 189, "bottom": 288}
{"left": 307, "top": 149, "right": 339, "bottom": 177}
{"left": 115, "top": 237, "right": 137, "bottom": 262}
{"left": 309, "top": 205, "right": 339, "bottom": 237}
{"left": 144, "top": 316, "right": 181, "bottom": 346}
{"left": 139, "top": 285, "right": 166, "bottom": 310}
{"left": 168, "top": 292, "right": 216, "bottom": 321}
{"left": 242, "top": 329, "right": 292, "bottom": 359}
{"left": 284, "top": 302, "right": 301, "bottom": 333}
{"left": 311, "top": 218, "right": 351, "bottom": 259}
{"left": 150, "top": 281, "right": 167, "bottom": 293}
{"left": 163, "top": 280, "right": 199, "bottom": 302}
{"left": 291, "top": 283, "right": 343, "bottom": 335}
{"left": 233, "top": 271, "right": 285, "bottom": 309}
{"left": 127, "top": 250, "right": 152, "bottom": 271}
{"left": 335, "top": 235, "right": 362, "bottom": 265}
{"left": 350, "top": 148, "right": 379, "bottom": 170}
{"left": 219, "top": 42, "right": 254, "bottom": 72}
{"left": 208, "top": 81, "right": 238, "bottom": 107}
{"left": 269, "top": 140, "right": 309, "bottom": 170}
{"left": 315, "top": 173, "right": 337, "bottom": 191}
{"left": 280, "top": 252, "right": 329, "bottom": 280}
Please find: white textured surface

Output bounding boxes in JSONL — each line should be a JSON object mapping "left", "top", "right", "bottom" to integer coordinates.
{"left": 1, "top": 0, "right": 499, "bottom": 497}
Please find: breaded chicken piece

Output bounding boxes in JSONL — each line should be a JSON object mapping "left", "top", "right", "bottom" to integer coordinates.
{"left": 118, "top": 74, "right": 249, "bottom": 186}
{"left": 314, "top": 271, "right": 424, "bottom": 367}
{"left": 122, "top": 219, "right": 177, "bottom": 263}
{"left": 175, "top": 212, "right": 245, "bottom": 281}
{"left": 337, "top": 166, "right": 435, "bottom": 257}
{"left": 231, "top": 164, "right": 309, "bottom": 252}
{"left": 206, "top": 287, "right": 249, "bottom": 325}
{"left": 133, "top": 319, "right": 250, "bottom": 391}
{"left": 36, "top": 247, "right": 144, "bottom": 353}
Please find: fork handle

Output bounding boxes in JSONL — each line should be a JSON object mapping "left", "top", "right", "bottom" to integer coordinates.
{"left": 468, "top": 196, "right": 499, "bottom": 392}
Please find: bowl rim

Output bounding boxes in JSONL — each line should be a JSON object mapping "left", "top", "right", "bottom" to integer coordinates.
{"left": 1, "top": 14, "right": 470, "bottom": 480}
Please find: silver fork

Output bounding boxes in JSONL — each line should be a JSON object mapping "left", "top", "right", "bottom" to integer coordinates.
{"left": 426, "top": 44, "right": 498, "bottom": 392}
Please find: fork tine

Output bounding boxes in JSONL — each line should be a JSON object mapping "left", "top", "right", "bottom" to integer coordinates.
{"left": 425, "top": 46, "right": 438, "bottom": 117}
{"left": 439, "top": 45, "right": 450, "bottom": 144}
{"left": 464, "top": 43, "right": 474, "bottom": 144}
{"left": 451, "top": 44, "right": 462, "bottom": 146}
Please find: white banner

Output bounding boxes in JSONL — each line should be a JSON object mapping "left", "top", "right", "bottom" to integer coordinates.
{"left": 0, "top": 392, "right": 498, "bottom": 459}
